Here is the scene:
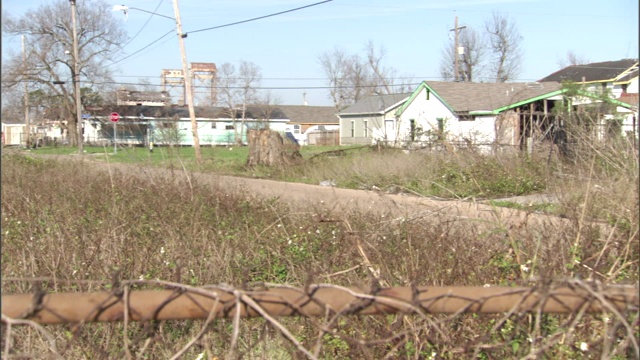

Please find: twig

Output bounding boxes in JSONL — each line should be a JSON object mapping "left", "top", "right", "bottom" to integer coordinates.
{"left": 3, "top": 315, "right": 11, "bottom": 358}
{"left": 321, "top": 264, "right": 361, "bottom": 278}
{"left": 169, "top": 297, "right": 220, "bottom": 360}
{"left": 239, "top": 293, "right": 318, "bottom": 360}
{"left": 227, "top": 290, "right": 243, "bottom": 359}
{"left": 1, "top": 314, "right": 62, "bottom": 359}
{"left": 570, "top": 280, "right": 640, "bottom": 358}
{"left": 123, "top": 284, "right": 132, "bottom": 360}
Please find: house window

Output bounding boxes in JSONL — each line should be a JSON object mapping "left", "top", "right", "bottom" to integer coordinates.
{"left": 363, "top": 120, "right": 368, "bottom": 137}
{"left": 350, "top": 120, "right": 355, "bottom": 137}
{"left": 293, "top": 124, "right": 301, "bottom": 134}
{"left": 225, "top": 125, "right": 234, "bottom": 130}
{"left": 211, "top": 123, "right": 217, "bottom": 129}
{"left": 458, "top": 115, "right": 475, "bottom": 121}
{"left": 410, "top": 119, "right": 416, "bottom": 141}
{"left": 426, "top": 90, "right": 430, "bottom": 100}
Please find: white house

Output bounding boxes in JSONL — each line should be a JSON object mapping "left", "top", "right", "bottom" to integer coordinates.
{"left": 339, "top": 81, "right": 638, "bottom": 151}
{"left": 392, "top": 81, "right": 569, "bottom": 148}
{"left": 87, "top": 105, "right": 293, "bottom": 147}
{"left": 539, "top": 59, "right": 638, "bottom": 98}
{"left": 337, "top": 93, "right": 412, "bottom": 145}
{"left": 539, "top": 60, "right": 639, "bottom": 142}
{"left": 1, "top": 123, "right": 26, "bottom": 146}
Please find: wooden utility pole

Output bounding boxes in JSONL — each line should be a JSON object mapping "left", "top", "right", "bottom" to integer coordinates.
{"left": 22, "top": 35, "right": 30, "bottom": 148}
{"left": 172, "top": 0, "right": 202, "bottom": 164}
{"left": 70, "top": 0, "right": 83, "bottom": 154}
{"left": 450, "top": 16, "right": 467, "bottom": 82}
{"left": 454, "top": 16, "right": 459, "bottom": 82}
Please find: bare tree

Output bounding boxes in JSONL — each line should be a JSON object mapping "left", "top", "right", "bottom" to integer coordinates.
{"left": 557, "top": 51, "right": 590, "bottom": 69}
{"left": 237, "top": 61, "right": 262, "bottom": 145}
{"left": 255, "top": 91, "right": 282, "bottom": 128}
{"left": 319, "top": 42, "right": 406, "bottom": 111}
{"left": 440, "top": 27, "right": 486, "bottom": 82}
{"left": 365, "top": 40, "right": 394, "bottom": 94}
{"left": 215, "top": 61, "right": 262, "bottom": 145}
{"left": 2, "top": 0, "right": 127, "bottom": 146}
{"left": 0, "top": 85, "right": 25, "bottom": 123}
{"left": 318, "top": 47, "right": 359, "bottom": 111}
{"left": 485, "top": 12, "right": 523, "bottom": 82}
{"left": 216, "top": 62, "right": 240, "bottom": 141}
{"left": 137, "top": 78, "right": 156, "bottom": 92}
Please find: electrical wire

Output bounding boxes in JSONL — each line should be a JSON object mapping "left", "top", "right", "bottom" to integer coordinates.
{"left": 187, "top": 0, "right": 334, "bottom": 35}
{"left": 119, "top": 0, "right": 165, "bottom": 51}
{"left": 2, "top": 78, "right": 424, "bottom": 91}
{"left": 105, "top": 29, "right": 176, "bottom": 68}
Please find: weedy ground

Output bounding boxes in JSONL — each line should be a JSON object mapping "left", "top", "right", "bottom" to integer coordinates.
{"left": 1, "top": 134, "right": 638, "bottom": 359}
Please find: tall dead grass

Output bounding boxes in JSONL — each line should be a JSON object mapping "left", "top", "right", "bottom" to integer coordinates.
{"left": 1, "top": 126, "right": 638, "bottom": 359}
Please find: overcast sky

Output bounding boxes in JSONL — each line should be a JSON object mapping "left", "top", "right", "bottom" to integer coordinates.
{"left": 3, "top": 0, "right": 639, "bottom": 106}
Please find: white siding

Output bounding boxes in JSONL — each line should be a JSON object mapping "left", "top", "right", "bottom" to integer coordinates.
{"left": 628, "top": 77, "right": 639, "bottom": 93}
{"left": 455, "top": 116, "right": 496, "bottom": 144}
{"left": 396, "top": 87, "right": 456, "bottom": 145}
{"left": 1, "top": 124, "right": 25, "bottom": 146}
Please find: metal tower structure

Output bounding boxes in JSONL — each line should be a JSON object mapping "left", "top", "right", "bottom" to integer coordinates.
{"left": 161, "top": 62, "right": 217, "bottom": 106}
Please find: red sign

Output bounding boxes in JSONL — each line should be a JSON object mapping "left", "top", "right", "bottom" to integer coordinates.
{"left": 110, "top": 112, "right": 120, "bottom": 122}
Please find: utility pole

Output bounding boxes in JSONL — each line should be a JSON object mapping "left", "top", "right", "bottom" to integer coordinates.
{"left": 449, "top": 15, "right": 466, "bottom": 82}
{"left": 172, "top": 0, "right": 202, "bottom": 164}
{"left": 70, "top": 0, "right": 83, "bottom": 155}
{"left": 22, "top": 35, "right": 30, "bottom": 148}
{"left": 454, "top": 16, "right": 459, "bottom": 82}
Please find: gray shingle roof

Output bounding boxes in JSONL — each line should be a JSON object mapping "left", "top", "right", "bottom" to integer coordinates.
{"left": 424, "top": 81, "right": 564, "bottom": 113}
{"left": 538, "top": 59, "right": 638, "bottom": 83}
{"left": 616, "top": 69, "right": 638, "bottom": 83}
{"left": 338, "top": 93, "right": 413, "bottom": 115}
{"left": 278, "top": 105, "right": 338, "bottom": 124}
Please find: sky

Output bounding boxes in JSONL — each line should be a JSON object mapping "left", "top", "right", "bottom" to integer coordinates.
{"left": 2, "top": 0, "right": 639, "bottom": 107}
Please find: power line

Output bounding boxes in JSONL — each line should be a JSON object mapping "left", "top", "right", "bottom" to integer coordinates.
{"left": 119, "top": 0, "right": 166, "bottom": 51}
{"left": 187, "top": 0, "right": 334, "bottom": 35}
{"left": 105, "top": 29, "right": 176, "bottom": 68}
{"left": 2, "top": 78, "right": 425, "bottom": 91}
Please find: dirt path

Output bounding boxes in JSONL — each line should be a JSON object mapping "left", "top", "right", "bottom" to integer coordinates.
{"left": 59, "top": 156, "right": 569, "bottom": 236}
{"left": 22, "top": 152, "right": 576, "bottom": 235}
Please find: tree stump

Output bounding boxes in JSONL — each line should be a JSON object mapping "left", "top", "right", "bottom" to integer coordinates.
{"left": 246, "top": 129, "right": 302, "bottom": 167}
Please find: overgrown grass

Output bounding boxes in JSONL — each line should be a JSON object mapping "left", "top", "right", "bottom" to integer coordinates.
{"left": 2, "top": 132, "right": 638, "bottom": 358}
{"left": 25, "top": 144, "right": 549, "bottom": 200}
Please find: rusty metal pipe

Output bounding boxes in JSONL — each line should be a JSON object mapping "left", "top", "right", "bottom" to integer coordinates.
{"left": 2, "top": 285, "right": 637, "bottom": 325}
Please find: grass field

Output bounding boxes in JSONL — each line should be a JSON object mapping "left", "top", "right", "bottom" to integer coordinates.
{"left": 2, "top": 135, "right": 638, "bottom": 358}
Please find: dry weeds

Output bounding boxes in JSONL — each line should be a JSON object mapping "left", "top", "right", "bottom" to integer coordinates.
{"left": 1, "top": 128, "right": 638, "bottom": 359}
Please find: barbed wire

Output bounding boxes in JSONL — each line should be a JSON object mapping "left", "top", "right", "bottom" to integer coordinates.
{"left": 2, "top": 278, "right": 638, "bottom": 359}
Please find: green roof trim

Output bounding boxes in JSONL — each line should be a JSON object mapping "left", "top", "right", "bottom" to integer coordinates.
{"left": 469, "top": 110, "right": 496, "bottom": 115}
{"left": 396, "top": 83, "right": 636, "bottom": 118}
{"left": 492, "top": 89, "right": 565, "bottom": 113}
{"left": 571, "top": 90, "right": 636, "bottom": 109}
{"left": 394, "top": 81, "right": 456, "bottom": 117}
{"left": 493, "top": 88, "right": 635, "bottom": 112}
